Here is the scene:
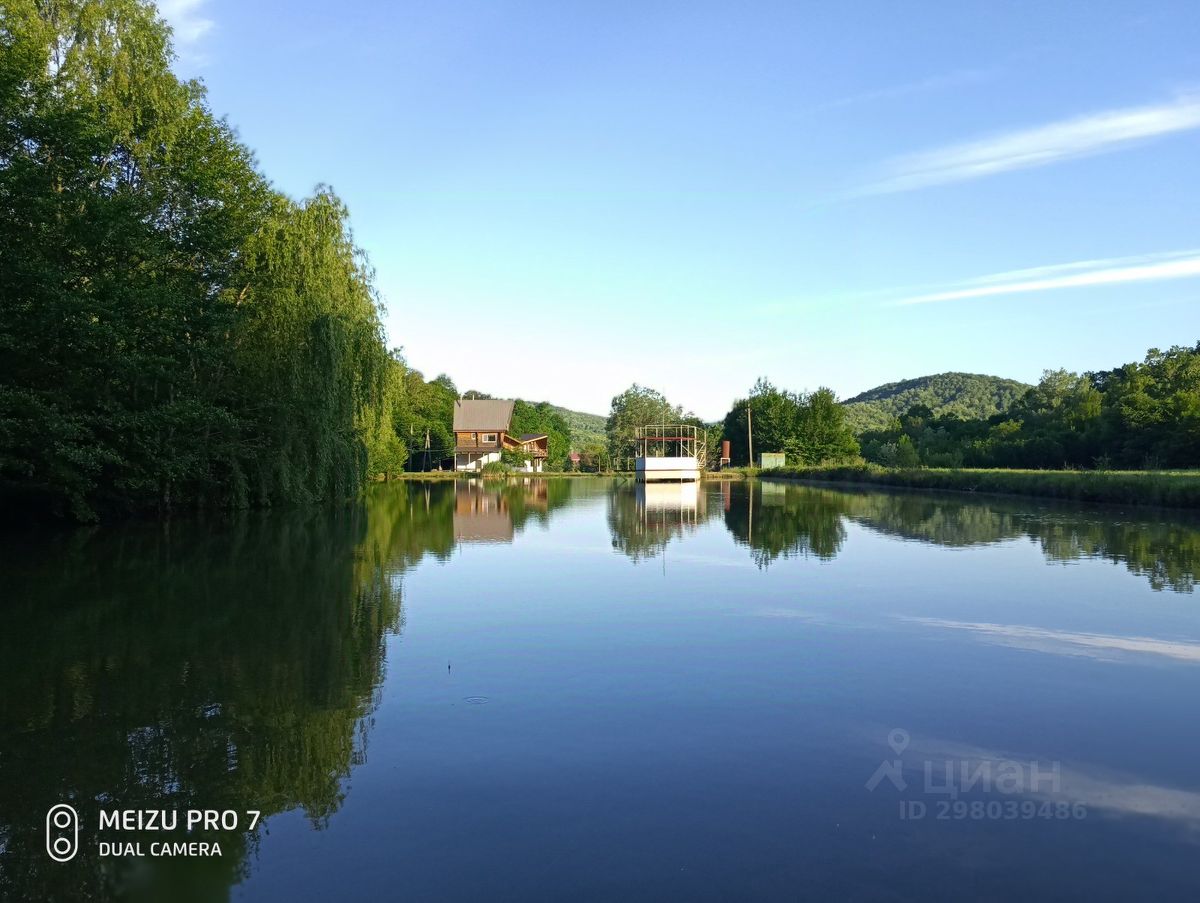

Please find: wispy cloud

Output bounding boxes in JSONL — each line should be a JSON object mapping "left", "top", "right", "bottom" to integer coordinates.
{"left": 158, "top": 0, "right": 214, "bottom": 59}
{"left": 857, "top": 93, "right": 1200, "bottom": 195}
{"left": 808, "top": 68, "right": 995, "bottom": 115}
{"left": 885, "top": 248, "right": 1200, "bottom": 306}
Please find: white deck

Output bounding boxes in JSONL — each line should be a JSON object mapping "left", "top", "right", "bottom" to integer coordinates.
{"left": 635, "top": 456, "right": 701, "bottom": 482}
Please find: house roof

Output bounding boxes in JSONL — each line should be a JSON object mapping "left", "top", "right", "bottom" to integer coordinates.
{"left": 453, "top": 399, "right": 514, "bottom": 432}
{"left": 519, "top": 433, "right": 548, "bottom": 441}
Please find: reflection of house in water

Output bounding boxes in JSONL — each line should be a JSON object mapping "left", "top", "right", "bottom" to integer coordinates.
{"left": 452, "top": 480, "right": 552, "bottom": 544}
{"left": 453, "top": 482, "right": 514, "bottom": 543}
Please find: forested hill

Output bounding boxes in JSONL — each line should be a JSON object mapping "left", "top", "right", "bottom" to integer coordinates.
{"left": 842, "top": 373, "right": 1030, "bottom": 433}
{"left": 550, "top": 406, "right": 607, "bottom": 449}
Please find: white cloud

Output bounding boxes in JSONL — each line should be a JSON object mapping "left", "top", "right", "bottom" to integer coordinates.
{"left": 858, "top": 94, "right": 1200, "bottom": 195}
{"left": 901, "top": 734, "right": 1200, "bottom": 827}
{"left": 905, "top": 617, "right": 1200, "bottom": 663}
{"left": 808, "top": 68, "right": 995, "bottom": 115}
{"left": 886, "top": 248, "right": 1200, "bottom": 306}
{"left": 158, "top": 0, "right": 214, "bottom": 51}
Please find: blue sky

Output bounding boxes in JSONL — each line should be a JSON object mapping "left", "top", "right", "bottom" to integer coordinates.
{"left": 161, "top": 0, "right": 1200, "bottom": 419}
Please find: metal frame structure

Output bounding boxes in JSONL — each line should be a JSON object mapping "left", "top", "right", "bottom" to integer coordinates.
{"left": 633, "top": 424, "right": 707, "bottom": 467}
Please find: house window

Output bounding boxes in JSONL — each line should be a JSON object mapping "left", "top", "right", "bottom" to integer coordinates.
{"left": 471, "top": 432, "right": 477, "bottom": 441}
{"left": 482, "top": 433, "right": 497, "bottom": 443}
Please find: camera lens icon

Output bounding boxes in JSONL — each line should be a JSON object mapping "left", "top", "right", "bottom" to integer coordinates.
{"left": 46, "top": 804, "right": 79, "bottom": 862}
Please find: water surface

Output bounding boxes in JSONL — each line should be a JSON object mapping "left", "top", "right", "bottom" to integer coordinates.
{"left": 3, "top": 479, "right": 1199, "bottom": 900}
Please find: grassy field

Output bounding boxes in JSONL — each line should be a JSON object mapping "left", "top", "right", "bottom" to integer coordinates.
{"left": 762, "top": 465, "right": 1200, "bottom": 509}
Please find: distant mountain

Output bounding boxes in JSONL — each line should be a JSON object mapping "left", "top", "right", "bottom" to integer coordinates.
{"left": 841, "top": 372, "right": 1031, "bottom": 433}
{"left": 550, "top": 405, "right": 607, "bottom": 449}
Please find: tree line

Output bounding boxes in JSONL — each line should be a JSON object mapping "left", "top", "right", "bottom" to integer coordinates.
{"left": 599, "top": 381, "right": 861, "bottom": 469}
{"left": 603, "top": 342, "right": 1200, "bottom": 474}
{"left": 858, "top": 343, "right": 1200, "bottom": 471}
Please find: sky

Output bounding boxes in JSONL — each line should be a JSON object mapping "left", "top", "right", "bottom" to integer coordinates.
{"left": 160, "top": 0, "right": 1200, "bottom": 419}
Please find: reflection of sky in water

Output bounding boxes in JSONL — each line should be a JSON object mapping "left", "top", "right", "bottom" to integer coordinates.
{"left": 249, "top": 481, "right": 1197, "bottom": 898}
{"left": 4, "top": 480, "right": 1200, "bottom": 900}
{"left": 903, "top": 618, "right": 1200, "bottom": 664}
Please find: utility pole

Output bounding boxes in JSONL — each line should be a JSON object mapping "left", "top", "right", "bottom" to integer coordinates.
{"left": 747, "top": 405, "right": 754, "bottom": 471}
{"left": 423, "top": 429, "right": 431, "bottom": 472}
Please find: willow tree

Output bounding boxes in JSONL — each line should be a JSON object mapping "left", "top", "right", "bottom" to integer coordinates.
{"left": 362, "top": 351, "right": 410, "bottom": 480}
{"left": 231, "top": 190, "right": 390, "bottom": 505}
{"left": 0, "top": 0, "right": 394, "bottom": 518}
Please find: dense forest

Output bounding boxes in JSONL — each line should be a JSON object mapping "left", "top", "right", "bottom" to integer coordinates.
{"left": 552, "top": 405, "right": 606, "bottom": 449}
{"left": 858, "top": 344, "right": 1200, "bottom": 470}
{"left": 841, "top": 372, "right": 1030, "bottom": 433}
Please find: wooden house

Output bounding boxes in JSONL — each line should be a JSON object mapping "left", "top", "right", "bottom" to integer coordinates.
{"left": 453, "top": 399, "right": 549, "bottom": 472}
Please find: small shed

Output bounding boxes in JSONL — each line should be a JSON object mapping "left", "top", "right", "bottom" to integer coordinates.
{"left": 759, "top": 452, "right": 786, "bottom": 469}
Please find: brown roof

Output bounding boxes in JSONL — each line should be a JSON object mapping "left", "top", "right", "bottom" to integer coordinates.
{"left": 453, "top": 399, "right": 514, "bottom": 431}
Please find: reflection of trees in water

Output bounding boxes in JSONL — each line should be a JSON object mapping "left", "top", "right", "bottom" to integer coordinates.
{"left": 4, "top": 480, "right": 1196, "bottom": 897}
{"left": 603, "top": 478, "right": 1200, "bottom": 591}
{"left": 721, "top": 482, "right": 847, "bottom": 567}
{"left": 1023, "top": 515, "right": 1199, "bottom": 593}
{"left": 810, "top": 486, "right": 1200, "bottom": 594}
{"left": 0, "top": 480, "right": 587, "bottom": 899}
{"left": 607, "top": 483, "right": 710, "bottom": 562}
{"left": 836, "top": 492, "right": 1023, "bottom": 547}
{"left": 0, "top": 486, "right": 460, "bottom": 902}
{"left": 605, "top": 481, "right": 848, "bottom": 568}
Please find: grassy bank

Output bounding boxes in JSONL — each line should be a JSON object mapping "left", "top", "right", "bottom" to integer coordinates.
{"left": 763, "top": 465, "right": 1200, "bottom": 509}
{"left": 387, "top": 469, "right": 752, "bottom": 481}
{"left": 705, "top": 469, "right": 751, "bottom": 480}
{"left": 388, "top": 471, "right": 629, "bottom": 481}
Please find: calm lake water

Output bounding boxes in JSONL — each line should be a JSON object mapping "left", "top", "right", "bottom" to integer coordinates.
{"left": 3, "top": 479, "right": 1200, "bottom": 901}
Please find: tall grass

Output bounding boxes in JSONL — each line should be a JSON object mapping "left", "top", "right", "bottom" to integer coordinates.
{"left": 764, "top": 465, "right": 1200, "bottom": 508}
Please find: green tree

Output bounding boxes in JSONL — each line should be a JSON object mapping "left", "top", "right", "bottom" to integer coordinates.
{"left": 363, "top": 353, "right": 409, "bottom": 480}
{"left": 605, "top": 385, "right": 686, "bottom": 461}
{"left": 722, "top": 379, "right": 802, "bottom": 465}
{"left": 510, "top": 400, "right": 572, "bottom": 469}
{"left": 785, "top": 387, "right": 860, "bottom": 465}
{"left": 894, "top": 435, "right": 920, "bottom": 468}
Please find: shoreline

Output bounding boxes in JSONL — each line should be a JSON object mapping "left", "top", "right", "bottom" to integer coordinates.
{"left": 385, "top": 470, "right": 752, "bottom": 482}
{"left": 759, "top": 465, "right": 1200, "bottom": 510}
